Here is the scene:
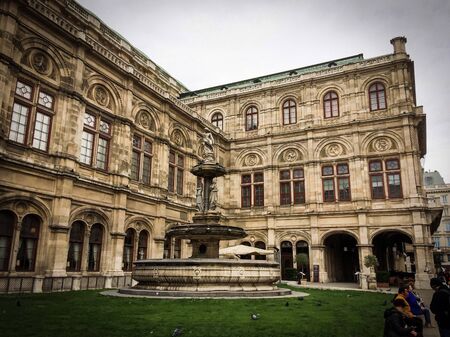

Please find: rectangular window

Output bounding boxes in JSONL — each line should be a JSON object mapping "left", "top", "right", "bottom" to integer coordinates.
{"left": 323, "top": 178, "right": 335, "bottom": 202}
{"left": 241, "top": 172, "right": 264, "bottom": 208}
{"left": 131, "top": 135, "right": 153, "bottom": 184}
{"left": 369, "top": 158, "right": 402, "bottom": 200}
{"left": 9, "top": 81, "right": 54, "bottom": 152}
{"left": 433, "top": 237, "right": 440, "bottom": 249}
{"left": 446, "top": 223, "right": 450, "bottom": 232}
{"left": 322, "top": 163, "right": 350, "bottom": 202}
{"left": 168, "top": 150, "right": 183, "bottom": 195}
{"left": 442, "top": 195, "right": 448, "bottom": 204}
{"left": 32, "top": 112, "right": 51, "bottom": 151}
{"left": 280, "top": 168, "right": 305, "bottom": 205}
{"left": 80, "top": 131, "right": 94, "bottom": 165}
{"left": 9, "top": 103, "right": 29, "bottom": 144}
{"left": 447, "top": 238, "right": 450, "bottom": 248}
{"left": 80, "top": 112, "right": 111, "bottom": 170}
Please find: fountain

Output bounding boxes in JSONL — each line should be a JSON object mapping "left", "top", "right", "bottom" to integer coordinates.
{"left": 119, "top": 129, "right": 290, "bottom": 297}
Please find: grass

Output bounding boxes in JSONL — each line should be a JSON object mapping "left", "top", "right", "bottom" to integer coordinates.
{"left": 0, "top": 285, "right": 392, "bottom": 337}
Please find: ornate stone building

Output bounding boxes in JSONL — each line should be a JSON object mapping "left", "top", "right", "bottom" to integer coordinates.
{"left": 424, "top": 171, "right": 450, "bottom": 268}
{"left": 0, "top": 0, "right": 441, "bottom": 292}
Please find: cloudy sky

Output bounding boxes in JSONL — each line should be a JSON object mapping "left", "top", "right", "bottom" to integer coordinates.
{"left": 79, "top": 0, "right": 450, "bottom": 182}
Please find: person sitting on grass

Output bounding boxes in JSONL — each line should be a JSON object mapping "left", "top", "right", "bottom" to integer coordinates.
{"left": 406, "top": 283, "right": 433, "bottom": 328}
{"left": 394, "top": 286, "right": 424, "bottom": 337}
{"left": 384, "top": 298, "right": 418, "bottom": 337}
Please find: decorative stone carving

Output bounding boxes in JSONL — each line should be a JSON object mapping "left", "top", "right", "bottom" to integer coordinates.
{"left": 32, "top": 51, "right": 49, "bottom": 74}
{"left": 282, "top": 149, "right": 299, "bottom": 162}
{"left": 94, "top": 85, "right": 109, "bottom": 106}
{"left": 201, "top": 129, "right": 215, "bottom": 163}
{"left": 326, "top": 143, "right": 343, "bottom": 157}
{"left": 138, "top": 111, "right": 153, "bottom": 130}
{"left": 171, "top": 130, "right": 184, "bottom": 147}
{"left": 373, "top": 137, "right": 392, "bottom": 152}
{"left": 15, "top": 201, "right": 28, "bottom": 215}
{"left": 244, "top": 154, "right": 260, "bottom": 167}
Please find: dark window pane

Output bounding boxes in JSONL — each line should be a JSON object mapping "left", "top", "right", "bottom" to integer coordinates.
{"left": 131, "top": 151, "right": 140, "bottom": 180}
{"left": 241, "top": 185, "right": 251, "bottom": 208}
{"left": 254, "top": 185, "right": 264, "bottom": 206}
{"left": 16, "top": 215, "right": 40, "bottom": 272}
{"left": 254, "top": 172, "right": 264, "bottom": 183}
{"left": 369, "top": 161, "right": 382, "bottom": 172}
{"left": 338, "top": 177, "right": 351, "bottom": 201}
{"left": 337, "top": 164, "right": 349, "bottom": 175}
{"left": 176, "top": 169, "right": 184, "bottom": 195}
{"left": 371, "top": 175, "right": 385, "bottom": 199}
{"left": 280, "top": 182, "right": 291, "bottom": 205}
{"left": 142, "top": 155, "right": 151, "bottom": 184}
{"left": 293, "top": 181, "right": 305, "bottom": 204}
{"left": 0, "top": 211, "right": 16, "bottom": 271}
{"left": 280, "top": 170, "right": 290, "bottom": 180}
{"left": 387, "top": 173, "right": 402, "bottom": 198}
{"left": 322, "top": 166, "right": 333, "bottom": 176}
{"left": 293, "top": 168, "right": 304, "bottom": 179}
{"left": 242, "top": 174, "right": 251, "bottom": 184}
{"left": 386, "top": 159, "right": 400, "bottom": 170}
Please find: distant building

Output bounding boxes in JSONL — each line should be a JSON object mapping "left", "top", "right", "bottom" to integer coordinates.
{"left": 0, "top": 0, "right": 442, "bottom": 292}
{"left": 424, "top": 171, "right": 450, "bottom": 268}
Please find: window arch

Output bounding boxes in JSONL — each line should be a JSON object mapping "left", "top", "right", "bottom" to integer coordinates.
{"left": 16, "top": 214, "right": 40, "bottom": 272}
{"left": 245, "top": 106, "right": 258, "bottom": 131}
{"left": 137, "top": 230, "right": 149, "bottom": 260}
{"left": 323, "top": 91, "right": 339, "bottom": 118}
{"left": 211, "top": 112, "right": 223, "bottom": 130}
{"left": 240, "top": 241, "right": 252, "bottom": 259}
{"left": 0, "top": 210, "right": 16, "bottom": 271}
{"left": 369, "top": 82, "right": 387, "bottom": 111}
{"left": 88, "top": 223, "right": 103, "bottom": 272}
{"left": 123, "top": 228, "right": 135, "bottom": 271}
{"left": 67, "top": 221, "right": 85, "bottom": 272}
{"left": 255, "top": 241, "right": 266, "bottom": 260}
{"left": 282, "top": 99, "right": 297, "bottom": 125}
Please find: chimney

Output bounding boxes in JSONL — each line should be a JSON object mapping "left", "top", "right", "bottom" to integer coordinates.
{"left": 390, "top": 36, "right": 407, "bottom": 54}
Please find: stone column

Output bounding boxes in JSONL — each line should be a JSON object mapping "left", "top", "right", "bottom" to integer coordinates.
{"left": 357, "top": 244, "right": 376, "bottom": 290}
{"left": 45, "top": 225, "right": 70, "bottom": 277}
{"left": 413, "top": 243, "right": 434, "bottom": 289}
{"left": 310, "top": 244, "right": 327, "bottom": 283}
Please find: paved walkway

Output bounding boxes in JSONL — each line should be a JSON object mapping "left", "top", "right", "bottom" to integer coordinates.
{"left": 282, "top": 281, "right": 439, "bottom": 337}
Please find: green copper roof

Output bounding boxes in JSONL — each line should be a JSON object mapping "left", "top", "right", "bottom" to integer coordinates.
{"left": 180, "top": 54, "right": 364, "bottom": 98}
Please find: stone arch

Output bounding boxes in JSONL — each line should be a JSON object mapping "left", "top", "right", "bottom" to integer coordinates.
{"left": 86, "top": 76, "right": 123, "bottom": 112}
{"left": 369, "top": 228, "right": 414, "bottom": 244}
{"left": 320, "top": 229, "right": 360, "bottom": 245}
{"left": 69, "top": 206, "right": 110, "bottom": 230}
{"left": 18, "top": 37, "right": 70, "bottom": 80}
{"left": 124, "top": 215, "right": 155, "bottom": 235}
{"left": 276, "top": 92, "right": 300, "bottom": 108}
{"left": 245, "top": 231, "right": 268, "bottom": 244}
{"left": 132, "top": 103, "right": 160, "bottom": 133}
{"left": 315, "top": 84, "right": 345, "bottom": 101}
{"left": 361, "top": 75, "right": 392, "bottom": 92}
{"left": 274, "top": 144, "right": 307, "bottom": 165}
{"left": 277, "top": 231, "right": 311, "bottom": 246}
{"left": 235, "top": 148, "right": 266, "bottom": 168}
{"left": 315, "top": 137, "right": 354, "bottom": 160}
{"left": 207, "top": 108, "right": 226, "bottom": 122}
{"left": 169, "top": 124, "right": 191, "bottom": 149}
{"left": 239, "top": 100, "right": 262, "bottom": 116}
{"left": 0, "top": 193, "right": 51, "bottom": 223}
{"left": 361, "top": 131, "right": 405, "bottom": 154}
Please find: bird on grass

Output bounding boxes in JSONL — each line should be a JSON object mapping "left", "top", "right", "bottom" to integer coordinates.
{"left": 251, "top": 313, "right": 260, "bottom": 320}
{"left": 16, "top": 300, "right": 21, "bottom": 307}
{"left": 172, "top": 327, "right": 183, "bottom": 337}
{"left": 383, "top": 300, "right": 387, "bottom": 306}
{"left": 285, "top": 302, "right": 289, "bottom": 307}
{"left": 298, "top": 297, "right": 304, "bottom": 301}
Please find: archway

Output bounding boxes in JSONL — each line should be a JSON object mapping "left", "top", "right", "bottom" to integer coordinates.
{"left": 281, "top": 241, "right": 293, "bottom": 280}
{"left": 372, "top": 231, "right": 414, "bottom": 285}
{"left": 296, "top": 240, "right": 310, "bottom": 280}
{"left": 324, "top": 233, "right": 359, "bottom": 282}
{"left": 240, "top": 241, "right": 251, "bottom": 260}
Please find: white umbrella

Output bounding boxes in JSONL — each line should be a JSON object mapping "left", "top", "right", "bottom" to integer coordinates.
{"left": 219, "top": 244, "right": 274, "bottom": 256}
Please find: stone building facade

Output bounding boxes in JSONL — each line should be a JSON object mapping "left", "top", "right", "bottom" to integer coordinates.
{"left": 0, "top": 0, "right": 441, "bottom": 292}
{"left": 424, "top": 171, "right": 450, "bottom": 268}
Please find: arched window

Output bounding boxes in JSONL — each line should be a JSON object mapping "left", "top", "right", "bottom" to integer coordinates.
{"left": 16, "top": 214, "right": 40, "bottom": 271}
{"left": 255, "top": 241, "right": 266, "bottom": 260}
{"left": 282, "top": 99, "right": 297, "bottom": 125}
{"left": 211, "top": 112, "right": 223, "bottom": 130}
{"left": 137, "top": 230, "right": 149, "bottom": 260}
{"left": 123, "top": 228, "right": 135, "bottom": 271}
{"left": 240, "top": 241, "right": 252, "bottom": 259}
{"left": 323, "top": 91, "right": 339, "bottom": 118}
{"left": 67, "top": 221, "right": 85, "bottom": 272}
{"left": 88, "top": 223, "right": 103, "bottom": 272}
{"left": 0, "top": 210, "right": 16, "bottom": 271}
{"left": 369, "top": 82, "right": 387, "bottom": 111}
{"left": 245, "top": 106, "right": 258, "bottom": 131}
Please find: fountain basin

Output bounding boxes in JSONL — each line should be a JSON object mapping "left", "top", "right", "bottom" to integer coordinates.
{"left": 119, "top": 259, "right": 290, "bottom": 297}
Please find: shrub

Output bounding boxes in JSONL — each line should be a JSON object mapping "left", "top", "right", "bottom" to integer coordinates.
{"left": 376, "top": 271, "right": 390, "bottom": 283}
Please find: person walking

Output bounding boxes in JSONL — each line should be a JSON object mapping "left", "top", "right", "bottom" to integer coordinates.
{"left": 384, "top": 298, "right": 418, "bottom": 337}
{"left": 430, "top": 278, "right": 450, "bottom": 337}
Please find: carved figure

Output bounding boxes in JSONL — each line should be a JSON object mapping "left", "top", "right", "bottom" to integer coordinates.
{"left": 196, "top": 185, "right": 203, "bottom": 212}
{"left": 202, "top": 128, "right": 215, "bottom": 162}
{"left": 209, "top": 179, "right": 218, "bottom": 210}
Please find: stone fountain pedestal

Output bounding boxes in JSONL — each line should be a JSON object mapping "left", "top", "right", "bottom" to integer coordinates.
{"left": 119, "top": 132, "right": 290, "bottom": 297}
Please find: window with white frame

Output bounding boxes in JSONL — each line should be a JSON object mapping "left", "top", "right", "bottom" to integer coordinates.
{"left": 80, "top": 112, "right": 112, "bottom": 170}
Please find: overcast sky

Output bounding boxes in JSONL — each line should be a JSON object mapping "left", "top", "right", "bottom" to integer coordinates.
{"left": 78, "top": 0, "right": 450, "bottom": 182}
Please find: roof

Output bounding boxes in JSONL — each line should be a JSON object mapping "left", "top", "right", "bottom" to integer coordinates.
{"left": 179, "top": 54, "right": 364, "bottom": 98}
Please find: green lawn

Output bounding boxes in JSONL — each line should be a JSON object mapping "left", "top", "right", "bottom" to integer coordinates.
{"left": 0, "top": 285, "right": 392, "bottom": 337}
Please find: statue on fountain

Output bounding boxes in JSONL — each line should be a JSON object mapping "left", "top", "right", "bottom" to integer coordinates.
{"left": 209, "top": 179, "right": 218, "bottom": 210}
{"left": 202, "top": 128, "right": 215, "bottom": 163}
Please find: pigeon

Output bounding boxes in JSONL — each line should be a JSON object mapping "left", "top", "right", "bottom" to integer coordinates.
{"left": 172, "top": 327, "right": 183, "bottom": 337}
{"left": 285, "top": 302, "right": 289, "bottom": 307}
{"left": 383, "top": 300, "right": 387, "bottom": 306}
{"left": 16, "top": 300, "right": 21, "bottom": 307}
{"left": 298, "top": 297, "right": 304, "bottom": 301}
{"left": 251, "top": 313, "right": 260, "bottom": 320}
